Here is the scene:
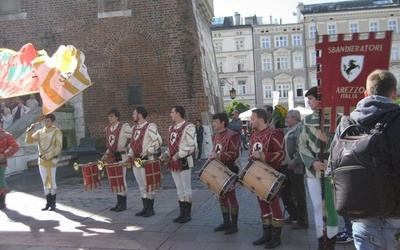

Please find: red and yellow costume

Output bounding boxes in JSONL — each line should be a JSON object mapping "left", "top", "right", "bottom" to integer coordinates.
{"left": 249, "top": 126, "right": 285, "bottom": 246}
{"left": 0, "top": 129, "right": 19, "bottom": 209}
{"left": 212, "top": 128, "right": 240, "bottom": 234}
{"left": 128, "top": 121, "right": 162, "bottom": 217}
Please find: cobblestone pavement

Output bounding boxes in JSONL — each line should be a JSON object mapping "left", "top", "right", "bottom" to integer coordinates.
{"left": 0, "top": 151, "right": 356, "bottom": 250}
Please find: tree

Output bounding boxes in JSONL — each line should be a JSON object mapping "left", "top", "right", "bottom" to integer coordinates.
{"left": 224, "top": 100, "right": 250, "bottom": 115}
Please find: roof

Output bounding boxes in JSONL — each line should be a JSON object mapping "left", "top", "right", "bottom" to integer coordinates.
{"left": 300, "top": 0, "right": 400, "bottom": 15}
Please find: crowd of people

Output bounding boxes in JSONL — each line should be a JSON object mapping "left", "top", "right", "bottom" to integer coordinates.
{"left": 0, "top": 69, "right": 399, "bottom": 250}
{"left": 0, "top": 94, "right": 40, "bottom": 130}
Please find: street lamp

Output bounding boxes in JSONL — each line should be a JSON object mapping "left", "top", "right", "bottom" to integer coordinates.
{"left": 220, "top": 78, "right": 237, "bottom": 100}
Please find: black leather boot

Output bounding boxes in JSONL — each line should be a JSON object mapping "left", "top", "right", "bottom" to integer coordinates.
{"left": 115, "top": 195, "right": 126, "bottom": 212}
{"left": 42, "top": 194, "right": 51, "bottom": 211}
{"left": 253, "top": 217, "right": 271, "bottom": 245}
{"left": 0, "top": 193, "right": 6, "bottom": 209}
{"left": 173, "top": 201, "right": 185, "bottom": 223}
{"left": 214, "top": 211, "right": 230, "bottom": 231}
{"left": 179, "top": 201, "right": 192, "bottom": 223}
{"left": 49, "top": 194, "right": 57, "bottom": 211}
{"left": 225, "top": 206, "right": 238, "bottom": 234}
{"left": 110, "top": 195, "right": 121, "bottom": 211}
{"left": 265, "top": 220, "right": 283, "bottom": 249}
{"left": 143, "top": 198, "right": 155, "bottom": 217}
{"left": 135, "top": 198, "right": 148, "bottom": 216}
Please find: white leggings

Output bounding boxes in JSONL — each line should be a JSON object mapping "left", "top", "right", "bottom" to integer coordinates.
{"left": 307, "top": 177, "right": 338, "bottom": 238}
{"left": 116, "top": 166, "right": 127, "bottom": 196}
{"left": 39, "top": 165, "right": 57, "bottom": 195}
{"left": 171, "top": 169, "right": 192, "bottom": 202}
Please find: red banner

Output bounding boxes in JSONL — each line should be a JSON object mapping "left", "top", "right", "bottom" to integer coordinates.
{"left": 316, "top": 31, "right": 392, "bottom": 131}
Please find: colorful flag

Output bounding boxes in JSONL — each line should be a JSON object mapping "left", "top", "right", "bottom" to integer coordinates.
{"left": 32, "top": 45, "right": 92, "bottom": 114}
{"left": 315, "top": 31, "right": 392, "bottom": 131}
{"left": 0, "top": 43, "right": 45, "bottom": 98}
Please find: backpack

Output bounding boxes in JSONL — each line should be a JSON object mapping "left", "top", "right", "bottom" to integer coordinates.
{"left": 330, "top": 110, "right": 400, "bottom": 218}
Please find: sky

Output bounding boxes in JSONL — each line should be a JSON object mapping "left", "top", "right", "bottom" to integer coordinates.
{"left": 213, "top": 0, "right": 347, "bottom": 24}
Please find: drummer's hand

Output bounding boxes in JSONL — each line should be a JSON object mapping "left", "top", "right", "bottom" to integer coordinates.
{"left": 209, "top": 153, "right": 217, "bottom": 159}
{"left": 101, "top": 154, "right": 107, "bottom": 162}
{"left": 317, "top": 130, "right": 329, "bottom": 142}
{"left": 117, "top": 147, "right": 127, "bottom": 152}
{"left": 312, "top": 160, "right": 326, "bottom": 171}
{"left": 125, "top": 155, "right": 132, "bottom": 164}
{"left": 159, "top": 153, "right": 168, "bottom": 161}
{"left": 172, "top": 155, "right": 178, "bottom": 162}
{"left": 140, "top": 153, "right": 148, "bottom": 159}
{"left": 251, "top": 151, "right": 261, "bottom": 159}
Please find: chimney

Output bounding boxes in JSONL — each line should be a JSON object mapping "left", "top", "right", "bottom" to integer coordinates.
{"left": 234, "top": 12, "right": 241, "bottom": 25}
{"left": 270, "top": 15, "right": 273, "bottom": 24}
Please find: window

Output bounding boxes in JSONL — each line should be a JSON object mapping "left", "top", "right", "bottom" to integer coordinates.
{"left": 218, "top": 61, "right": 224, "bottom": 73}
{"left": 236, "top": 40, "right": 244, "bottom": 50}
{"left": 292, "top": 35, "right": 302, "bottom": 46}
{"left": 275, "top": 57, "right": 289, "bottom": 70}
{"left": 238, "top": 80, "right": 246, "bottom": 95}
{"left": 212, "top": 17, "right": 224, "bottom": 26}
{"left": 295, "top": 83, "right": 305, "bottom": 97}
{"left": 275, "top": 36, "right": 288, "bottom": 47}
{"left": 350, "top": 23, "right": 358, "bottom": 33}
{"left": 391, "top": 46, "right": 399, "bottom": 61}
{"left": 0, "top": 0, "right": 21, "bottom": 14}
{"left": 309, "top": 26, "right": 316, "bottom": 39}
{"left": 395, "top": 73, "right": 400, "bottom": 90}
{"left": 311, "top": 78, "right": 318, "bottom": 87}
{"left": 264, "top": 85, "right": 273, "bottom": 98}
{"left": 327, "top": 24, "right": 336, "bottom": 35}
{"left": 128, "top": 84, "right": 142, "bottom": 105}
{"left": 262, "top": 57, "right": 272, "bottom": 71}
{"left": 237, "top": 59, "right": 245, "bottom": 71}
{"left": 310, "top": 50, "right": 316, "bottom": 66}
{"left": 278, "top": 84, "right": 290, "bottom": 98}
{"left": 214, "top": 41, "right": 223, "bottom": 52}
{"left": 293, "top": 56, "right": 303, "bottom": 69}
{"left": 370, "top": 21, "right": 378, "bottom": 32}
{"left": 261, "top": 37, "right": 270, "bottom": 48}
{"left": 389, "top": 20, "right": 397, "bottom": 32}
{"left": 98, "top": 0, "right": 131, "bottom": 18}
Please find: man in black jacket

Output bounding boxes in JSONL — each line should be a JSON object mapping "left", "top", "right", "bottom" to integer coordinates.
{"left": 336, "top": 69, "right": 400, "bottom": 249}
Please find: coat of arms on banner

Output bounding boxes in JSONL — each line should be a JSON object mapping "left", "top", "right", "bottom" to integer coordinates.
{"left": 341, "top": 55, "right": 364, "bottom": 83}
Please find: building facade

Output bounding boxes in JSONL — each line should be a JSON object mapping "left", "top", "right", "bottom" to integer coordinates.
{"left": 0, "top": 0, "right": 222, "bottom": 147}
{"left": 253, "top": 23, "right": 308, "bottom": 107}
{"left": 298, "top": 0, "right": 400, "bottom": 91}
{"left": 212, "top": 1, "right": 400, "bottom": 109}
{"left": 212, "top": 22, "right": 256, "bottom": 107}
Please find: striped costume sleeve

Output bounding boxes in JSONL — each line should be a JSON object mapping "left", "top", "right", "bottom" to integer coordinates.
{"left": 143, "top": 123, "right": 162, "bottom": 156}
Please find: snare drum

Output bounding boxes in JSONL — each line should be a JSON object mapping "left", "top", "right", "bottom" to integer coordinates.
{"left": 198, "top": 159, "right": 238, "bottom": 197}
{"left": 81, "top": 162, "right": 101, "bottom": 191}
{"left": 238, "top": 160, "right": 285, "bottom": 202}
{"left": 106, "top": 163, "right": 126, "bottom": 193}
{"left": 143, "top": 160, "right": 162, "bottom": 192}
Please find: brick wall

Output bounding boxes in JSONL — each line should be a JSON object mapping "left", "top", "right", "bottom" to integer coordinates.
{"left": 2, "top": 0, "right": 222, "bottom": 145}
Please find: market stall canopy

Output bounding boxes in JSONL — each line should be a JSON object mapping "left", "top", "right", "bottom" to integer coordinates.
{"left": 239, "top": 108, "right": 256, "bottom": 121}
{"left": 294, "top": 106, "right": 313, "bottom": 118}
